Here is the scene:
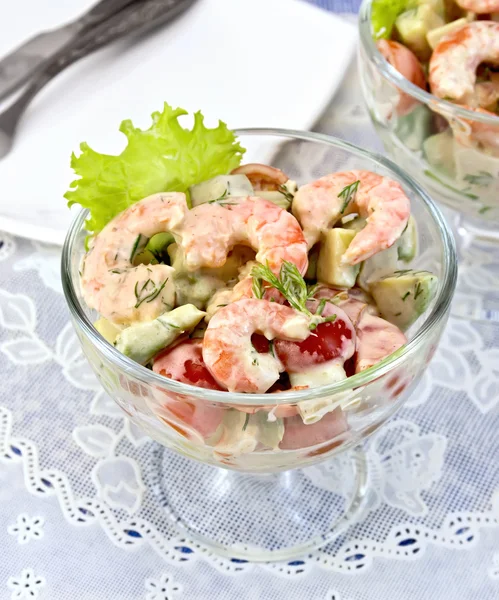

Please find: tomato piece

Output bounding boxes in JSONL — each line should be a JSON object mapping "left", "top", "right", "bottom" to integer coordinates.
{"left": 251, "top": 333, "right": 270, "bottom": 354}
{"left": 280, "top": 408, "right": 348, "bottom": 450}
{"left": 153, "top": 340, "right": 223, "bottom": 390}
{"left": 275, "top": 318, "right": 353, "bottom": 372}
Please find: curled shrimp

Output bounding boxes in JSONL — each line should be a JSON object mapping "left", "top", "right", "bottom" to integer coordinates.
{"left": 475, "top": 74, "right": 499, "bottom": 112}
{"left": 231, "top": 163, "right": 288, "bottom": 190}
{"left": 81, "top": 193, "right": 187, "bottom": 324}
{"left": 313, "top": 285, "right": 379, "bottom": 324}
{"left": 429, "top": 22, "right": 499, "bottom": 105}
{"left": 202, "top": 299, "right": 310, "bottom": 393}
{"left": 355, "top": 312, "right": 407, "bottom": 373}
{"left": 177, "top": 195, "right": 308, "bottom": 275}
{"left": 292, "top": 171, "right": 410, "bottom": 264}
{"left": 455, "top": 0, "right": 499, "bottom": 13}
{"left": 451, "top": 106, "right": 499, "bottom": 156}
{"left": 377, "top": 40, "right": 427, "bottom": 116}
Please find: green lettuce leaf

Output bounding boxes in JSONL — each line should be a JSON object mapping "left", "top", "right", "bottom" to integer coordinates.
{"left": 65, "top": 103, "right": 245, "bottom": 235}
{"left": 371, "top": 0, "right": 415, "bottom": 39}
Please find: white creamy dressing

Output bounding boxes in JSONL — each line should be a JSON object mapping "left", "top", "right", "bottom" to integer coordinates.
{"left": 289, "top": 361, "right": 347, "bottom": 390}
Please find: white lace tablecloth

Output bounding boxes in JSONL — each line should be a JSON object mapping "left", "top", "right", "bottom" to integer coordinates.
{"left": 1, "top": 21, "right": 499, "bottom": 600}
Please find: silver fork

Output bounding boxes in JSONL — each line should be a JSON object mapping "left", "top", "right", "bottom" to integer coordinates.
{"left": 0, "top": 0, "right": 196, "bottom": 160}
{"left": 0, "top": 0, "right": 139, "bottom": 102}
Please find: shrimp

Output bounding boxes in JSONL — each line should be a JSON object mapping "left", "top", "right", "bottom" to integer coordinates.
{"left": 455, "top": 0, "right": 499, "bottom": 13}
{"left": 231, "top": 163, "right": 288, "bottom": 190}
{"left": 177, "top": 196, "right": 308, "bottom": 274}
{"left": 355, "top": 312, "right": 407, "bottom": 373}
{"left": 475, "top": 74, "right": 499, "bottom": 111}
{"left": 292, "top": 171, "right": 410, "bottom": 264}
{"left": 313, "top": 285, "right": 379, "bottom": 324}
{"left": 377, "top": 40, "right": 427, "bottom": 116}
{"left": 81, "top": 193, "right": 187, "bottom": 324}
{"left": 429, "top": 22, "right": 499, "bottom": 105}
{"left": 202, "top": 299, "right": 310, "bottom": 393}
{"left": 454, "top": 107, "right": 499, "bottom": 155}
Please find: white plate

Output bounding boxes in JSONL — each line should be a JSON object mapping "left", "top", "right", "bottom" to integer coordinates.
{"left": 0, "top": 0, "right": 356, "bottom": 244}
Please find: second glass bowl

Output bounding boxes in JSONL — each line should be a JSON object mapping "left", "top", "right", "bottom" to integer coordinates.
{"left": 358, "top": 0, "right": 499, "bottom": 235}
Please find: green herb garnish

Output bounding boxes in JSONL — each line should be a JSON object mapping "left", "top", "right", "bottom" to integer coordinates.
{"left": 414, "top": 282, "right": 423, "bottom": 300}
{"left": 65, "top": 103, "right": 245, "bottom": 236}
{"left": 463, "top": 171, "right": 494, "bottom": 188}
{"left": 242, "top": 414, "right": 250, "bottom": 431}
{"left": 251, "top": 261, "right": 312, "bottom": 317}
{"left": 316, "top": 298, "right": 327, "bottom": 317}
{"left": 129, "top": 234, "right": 147, "bottom": 263}
{"left": 252, "top": 276, "right": 265, "bottom": 300}
{"left": 134, "top": 278, "right": 168, "bottom": 308}
{"left": 424, "top": 170, "right": 479, "bottom": 200}
{"left": 402, "top": 291, "right": 410, "bottom": 302}
{"left": 338, "top": 180, "right": 360, "bottom": 214}
{"left": 306, "top": 283, "right": 320, "bottom": 299}
{"left": 479, "top": 206, "right": 492, "bottom": 214}
{"left": 278, "top": 184, "right": 294, "bottom": 203}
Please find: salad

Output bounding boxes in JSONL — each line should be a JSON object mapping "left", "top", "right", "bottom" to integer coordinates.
{"left": 68, "top": 104, "right": 438, "bottom": 457}
{"left": 371, "top": 0, "right": 499, "bottom": 216}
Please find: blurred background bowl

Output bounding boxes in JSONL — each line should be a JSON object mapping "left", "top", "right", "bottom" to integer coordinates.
{"left": 358, "top": 0, "right": 499, "bottom": 235}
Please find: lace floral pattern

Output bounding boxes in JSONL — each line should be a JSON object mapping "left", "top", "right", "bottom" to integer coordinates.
{"left": 145, "top": 574, "right": 182, "bottom": 600}
{"left": 7, "top": 569, "right": 45, "bottom": 600}
{"left": 7, "top": 514, "right": 44, "bottom": 545}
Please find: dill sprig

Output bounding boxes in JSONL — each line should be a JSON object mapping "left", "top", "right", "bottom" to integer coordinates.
{"left": 463, "top": 171, "right": 493, "bottom": 188}
{"left": 338, "top": 180, "right": 360, "bottom": 214}
{"left": 250, "top": 261, "right": 337, "bottom": 329}
{"left": 134, "top": 278, "right": 169, "bottom": 308}
{"left": 129, "top": 234, "right": 148, "bottom": 263}
{"left": 251, "top": 261, "right": 312, "bottom": 317}
{"left": 278, "top": 183, "right": 295, "bottom": 203}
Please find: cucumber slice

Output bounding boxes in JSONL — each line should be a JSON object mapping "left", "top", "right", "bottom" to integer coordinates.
{"left": 115, "top": 304, "right": 205, "bottom": 364}
{"left": 189, "top": 175, "right": 253, "bottom": 206}
{"left": 395, "top": 105, "right": 434, "bottom": 152}
{"left": 423, "top": 130, "right": 456, "bottom": 179}
{"left": 395, "top": 5, "right": 444, "bottom": 60}
{"left": 370, "top": 270, "right": 438, "bottom": 330}
{"left": 398, "top": 216, "right": 417, "bottom": 262}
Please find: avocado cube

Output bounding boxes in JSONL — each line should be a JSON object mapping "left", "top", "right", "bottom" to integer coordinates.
{"left": 370, "top": 270, "right": 438, "bottom": 330}
{"left": 427, "top": 18, "right": 468, "bottom": 50}
{"left": 395, "top": 5, "right": 444, "bottom": 61}
{"left": 342, "top": 216, "right": 366, "bottom": 233}
{"left": 423, "top": 131, "right": 456, "bottom": 179}
{"left": 398, "top": 216, "right": 417, "bottom": 262}
{"left": 94, "top": 318, "right": 122, "bottom": 344}
{"left": 317, "top": 228, "right": 360, "bottom": 289}
{"left": 418, "top": 0, "right": 445, "bottom": 18}
{"left": 114, "top": 304, "right": 206, "bottom": 364}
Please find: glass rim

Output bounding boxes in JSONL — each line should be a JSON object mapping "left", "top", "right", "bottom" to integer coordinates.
{"left": 61, "top": 127, "right": 457, "bottom": 406}
{"left": 358, "top": 0, "right": 499, "bottom": 126}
